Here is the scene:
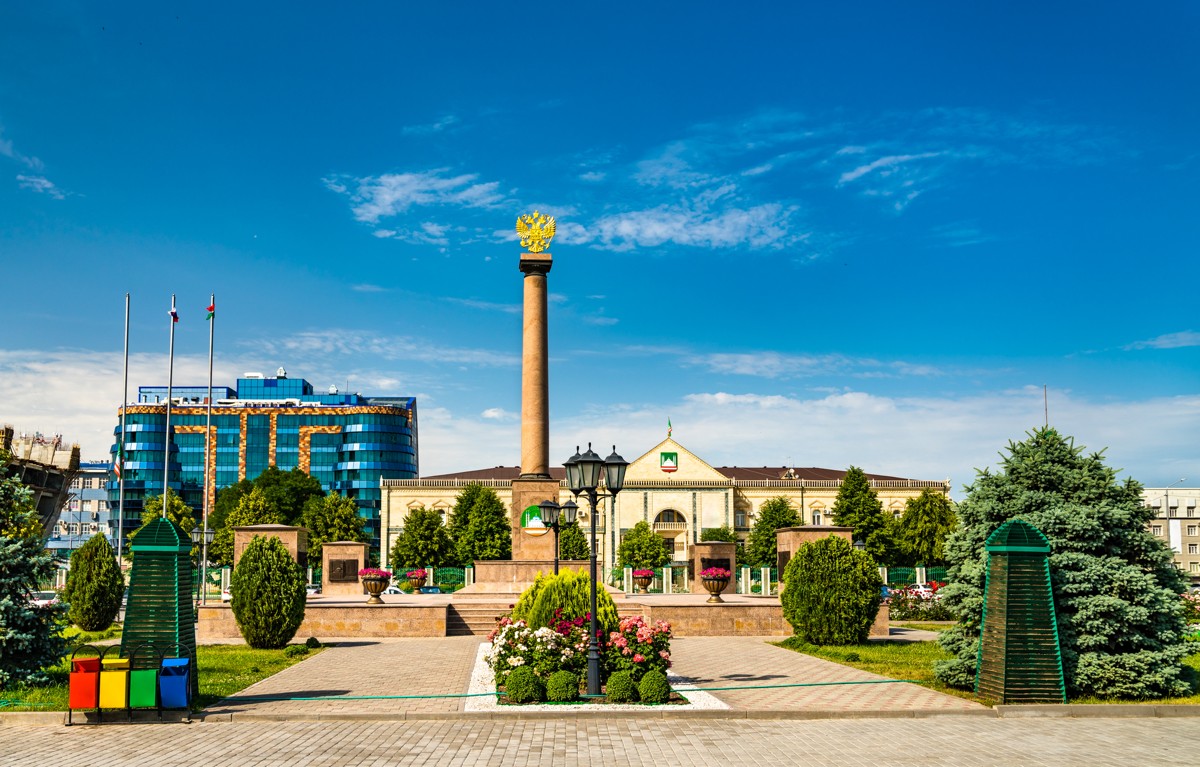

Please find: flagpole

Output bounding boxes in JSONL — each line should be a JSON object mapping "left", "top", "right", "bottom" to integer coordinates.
{"left": 117, "top": 293, "right": 129, "bottom": 565}
{"left": 164, "top": 294, "right": 176, "bottom": 504}
{"left": 201, "top": 293, "right": 214, "bottom": 605}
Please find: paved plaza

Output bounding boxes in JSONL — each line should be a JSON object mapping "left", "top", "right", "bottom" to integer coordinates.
{"left": 3, "top": 718, "right": 1199, "bottom": 766}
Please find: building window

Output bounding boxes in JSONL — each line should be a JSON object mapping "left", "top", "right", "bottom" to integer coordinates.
{"left": 1151, "top": 525, "right": 1163, "bottom": 536}
{"left": 83, "top": 477, "right": 94, "bottom": 489}
{"left": 1189, "top": 544, "right": 1198, "bottom": 555}
{"left": 812, "top": 512, "right": 822, "bottom": 526}
{"left": 69, "top": 523, "right": 79, "bottom": 535}
{"left": 1188, "top": 526, "right": 1198, "bottom": 537}
{"left": 734, "top": 510, "right": 748, "bottom": 529}
{"left": 1192, "top": 562, "right": 1200, "bottom": 573}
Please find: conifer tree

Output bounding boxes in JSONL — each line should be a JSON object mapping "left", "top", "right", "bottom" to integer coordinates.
{"left": 390, "top": 507, "right": 454, "bottom": 570}
{"left": 831, "top": 467, "right": 893, "bottom": 562}
{"left": 745, "top": 497, "right": 800, "bottom": 567}
{"left": 0, "top": 459, "right": 68, "bottom": 686}
{"left": 230, "top": 535, "right": 306, "bottom": 649}
{"left": 895, "top": 489, "right": 957, "bottom": 566}
{"left": 935, "top": 427, "right": 1191, "bottom": 699}
{"left": 556, "top": 520, "right": 590, "bottom": 560}
{"left": 63, "top": 533, "right": 125, "bottom": 631}
{"left": 781, "top": 535, "right": 883, "bottom": 644}
{"left": 449, "top": 484, "right": 511, "bottom": 563}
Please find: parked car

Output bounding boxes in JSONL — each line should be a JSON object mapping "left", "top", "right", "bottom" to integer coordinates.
{"left": 28, "top": 590, "right": 58, "bottom": 607}
{"left": 905, "top": 583, "right": 936, "bottom": 599}
{"left": 306, "top": 584, "right": 321, "bottom": 598}
{"left": 220, "top": 588, "right": 232, "bottom": 602}
{"left": 382, "top": 586, "right": 405, "bottom": 595}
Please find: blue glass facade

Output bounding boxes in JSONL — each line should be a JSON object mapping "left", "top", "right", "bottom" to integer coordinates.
{"left": 108, "top": 372, "right": 417, "bottom": 555}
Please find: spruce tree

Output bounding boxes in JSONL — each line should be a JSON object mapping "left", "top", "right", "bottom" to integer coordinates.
{"left": 0, "top": 463, "right": 68, "bottom": 686}
{"left": 230, "top": 535, "right": 306, "bottom": 649}
{"left": 63, "top": 533, "right": 125, "bottom": 631}
{"left": 616, "top": 521, "right": 671, "bottom": 569}
{"left": 390, "top": 507, "right": 454, "bottom": 570}
{"left": 745, "top": 497, "right": 800, "bottom": 567}
{"left": 830, "top": 467, "right": 893, "bottom": 562}
{"left": 935, "top": 427, "right": 1191, "bottom": 699}
{"left": 556, "top": 520, "right": 590, "bottom": 560}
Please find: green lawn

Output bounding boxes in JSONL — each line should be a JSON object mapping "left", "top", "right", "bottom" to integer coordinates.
{"left": 892, "top": 621, "right": 955, "bottom": 633}
{"left": 775, "top": 636, "right": 1200, "bottom": 705}
{"left": 0, "top": 643, "right": 322, "bottom": 712}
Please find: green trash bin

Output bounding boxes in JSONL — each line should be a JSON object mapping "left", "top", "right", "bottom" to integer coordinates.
{"left": 127, "top": 644, "right": 161, "bottom": 717}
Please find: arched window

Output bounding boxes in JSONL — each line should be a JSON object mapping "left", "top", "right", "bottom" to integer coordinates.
{"left": 654, "top": 509, "right": 685, "bottom": 524}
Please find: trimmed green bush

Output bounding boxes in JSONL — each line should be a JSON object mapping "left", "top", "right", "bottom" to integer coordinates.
{"left": 637, "top": 670, "right": 671, "bottom": 703}
{"left": 511, "top": 572, "right": 549, "bottom": 622}
{"left": 781, "top": 535, "right": 882, "bottom": 645}
{"left": 605, "top": 670, "right": 638, "bottom": 703}
{"left": 505, "top": 666, "right": 545, "bottom": 703}
{"left": 546, "top": 670, "right": 579, "bottom": 702}
{"left": 284, "top": 645, "right": 309, "bottom": 657}
{"left": 522, "top": 569, "right": 618, "bottom": 636}
{"left": 63, "top": 533, "right": 125, "bottom": 631}
{"left": 305, "top": 636, "right": 322, "bottom": 649}
{"left": 230, "top": 535, "right": 307, "bottom": 649}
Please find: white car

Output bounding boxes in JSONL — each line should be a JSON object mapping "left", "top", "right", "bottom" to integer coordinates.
{"left": 220, "top": 589, "right": 232, "bottom": 602}
{"left": 28, "top": 590, "right": 58, "bottom": 607}
{"left": 383, "top": 586, "right": 404, "bottom": 595}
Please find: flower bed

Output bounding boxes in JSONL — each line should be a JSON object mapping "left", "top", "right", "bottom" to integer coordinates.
{"left": 699, "top": 567, "right": 731, "bottom": 580}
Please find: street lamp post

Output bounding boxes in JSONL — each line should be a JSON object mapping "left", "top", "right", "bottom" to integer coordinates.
{"left": 563, "top": 443, "right": 628, "bottom": 696}
{"left": 1165, "top": 478, "right": 1187, "bottom": 522}
{"left": 539, "top": 498, "right": 579, "bottom": 575}
{"left": 191, "top": 526, "right": 216, "bottom": 608}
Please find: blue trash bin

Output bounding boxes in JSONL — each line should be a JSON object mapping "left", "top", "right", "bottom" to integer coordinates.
{"left": 159, "top": 655, "right": 191, "bottom": 711}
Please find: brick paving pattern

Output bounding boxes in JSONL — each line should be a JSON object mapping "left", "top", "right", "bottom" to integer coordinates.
{"left": 670, "top": 636, "right": 984, "bottom": 711}
{"left": 2, "top": 718, "right": 1198, "bottom": 766}
{"left": 207, "top": 636, "right": 482, "bottom": 718}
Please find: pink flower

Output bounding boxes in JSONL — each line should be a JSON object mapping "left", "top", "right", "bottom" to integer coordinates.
{"left": 659, "top": 650, "right": 669, "bottom": 659}
{"left": 622, "top": 647, "right": 632, "bottom": 656}
{"left": 633, "top": 653, "right": 645, "bottom": 663}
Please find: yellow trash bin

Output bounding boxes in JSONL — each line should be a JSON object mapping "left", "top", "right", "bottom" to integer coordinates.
{"left": 99, "top": 653, "right": 131, "bottom": 710}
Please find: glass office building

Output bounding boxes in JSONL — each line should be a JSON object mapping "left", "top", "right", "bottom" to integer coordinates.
{"left": 109, "top": 369, "right": 417, "bottom": 554}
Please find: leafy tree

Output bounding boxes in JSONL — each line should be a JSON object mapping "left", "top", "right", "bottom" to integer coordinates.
{"left": 701, "top": 525, "right": 746, "bottom": 565}
{"left": 209, "top": 486, "right": 283, "bottom": 566}
{"left": 230, "top": 535, "right": 306, "bottom": 649}
{"left": 895, "top": 489, "right": 957, "bottom": 566}
{"left": 744, "top": 497, "right": 800, "bottom": 567}
{"left": 616, "top": 521, "right": 671, "bottom": 569}
{"left": 557, "top": 520, "right": 590, "bottom": 560}
{"left": 449, "top": 484, "right": 511, "bottom": 564}
{"left": 301, "top": 492, "right": 368, "bottom": 563}
{"left": 63, "top": 534, "right": 125, "bottom": 631}
{"left": 831, "top": 467, "right": 894, "bottom": 562}
{"left": 935, "top": 427, "right": 1192, "bottom": 699}
{"left": 136, "top": 489, "right": 197, "bottom": 556}
{"left": 390, "top": 507, "right": 454, "bottom": 570}
{"left": 781, "top": 534, "right": 883, "bottom": 645}
{"left": 252, "top": 466, "right": 325, "bottom": 526}
{"left": 210, "top": 479, "right": 254, "bottom": 536}
{"left": 0, "top": 458, "right": 68, "bottom": 686}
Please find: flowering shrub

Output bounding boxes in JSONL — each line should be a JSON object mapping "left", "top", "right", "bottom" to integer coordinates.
{"left": 888, "top": 590, "right": 955, "bottom": 621}
{"left": 485, "top": 616, "right": 589, "bottom": 686}
{"left": 632, "top": 569, "right": 654, "bottom": 578}
{"left": 604, "top": 615, "right": 672, "bottom": 682}
{"left": 699, "top": 567, "right": 731, "bottom": 580}
{"left": 358, "top": 567, "right": 391, "bottom": 579}
{"left": 406, "top": 569, "right": 428, "bottom": 580}
{"left": 1182, "top": 591, "right": 1200, "bottom": 622}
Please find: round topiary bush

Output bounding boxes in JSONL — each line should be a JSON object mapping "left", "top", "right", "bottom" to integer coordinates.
{"left": 637, "top": 670, "right": 671, "bottom": 703}
{"left": 546, "top": 670, "right": 579, "bottom": 702}
{"left": 780, "top": 534, "right": 882, "bottom": 645}
{"left": 516, "top": 569, "right": 619, "bottom": 637}
{"left": 505, "top": 666, "right": 545, "bottom": 703}
{"left": 230, "top": 535, "right": 307, "bottom": 649}
{"left": 305, "top": 637, "right": 322, "bottom": 649}
{"left": 605, "top": 670, "right": 638, "bottom": 703}
{"left": 63, "top": 533, "right": 125, "bottom": 631}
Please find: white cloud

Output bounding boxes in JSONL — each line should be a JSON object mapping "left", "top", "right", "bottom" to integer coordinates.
{"left": 252, "top": 330, "right": 519, "bottom": 367}
{"left": 324, "top": 169, "right": 506, "bottom": 224}
{"left": 692, "top": 351, "right": 943, "bottom": 379}
{"left": 17, "top": 174, "right": 65, "bottom": 199}
{"left": 838, "top": 153, "right": 942, "bottom": 185}
{"left": 402, "top": 115, "right": 460, "bottom": 135}
{"left": 351, "top": 284, "right": 388, "bottom": 293}
{"left": 0, "top": 126, "right": 44, "bottom": 171}
{"left": 1125, "top": 331, "right": 1200, "bottom": 350}
{"left": 633, "top": 142, "right": 717, "bottom": 189}
{"left": 583, "top": 316, "right": 619, "bottom": 327}
{"left": 579, "top": 171, "right": 606, "bottom": 182}
{"left": 480, "top": 407, "right": 515, "bottom": 421}
{"left": 579, "top": 203, "right": 803, "bottom": 252}
{"left": 445, "top": 298, "right": 521, "bottom": 314}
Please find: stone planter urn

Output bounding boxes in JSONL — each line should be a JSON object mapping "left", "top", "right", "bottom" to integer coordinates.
{"left": 406, "top": 569, "right": 428, "bottom": 591}
{"left": 362, "top": 577, "right": 388, "bottom": 604}
{"left": 699, "top": 567, "right": 732, "bottom": 604}
{"left": 632, "top": 570, "right": 654, "bottom": 594}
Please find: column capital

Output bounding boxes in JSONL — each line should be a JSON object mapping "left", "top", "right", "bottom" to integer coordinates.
{"left": 519, "top": 252, "right": 553, "bottom": 276}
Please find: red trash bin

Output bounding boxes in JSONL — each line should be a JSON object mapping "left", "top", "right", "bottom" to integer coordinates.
{"left": 68, "top": 645, "right": 102, "bottom": 725}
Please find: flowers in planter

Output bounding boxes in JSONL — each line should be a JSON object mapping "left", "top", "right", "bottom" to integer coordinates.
{"left": 406, "top": 568, "right": 428, "bottom": 580}
{"left": 631, "top": 569, "right": 654, "bottom": 578}
{"left": 699, "top": 567, "right": 732, "bottom": 580}
{"left": 358, "top": 567, "right": 392, "bottom": 579}
{"left": 485, "top": 617, "right": 589, "bottom": 686}
{"left": 604, "top": 615, "right": 672, "bottom": 682}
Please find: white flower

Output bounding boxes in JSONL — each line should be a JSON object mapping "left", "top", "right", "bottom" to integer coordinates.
{"left": 508, "top": 657, "right": 525, "bottom": 667}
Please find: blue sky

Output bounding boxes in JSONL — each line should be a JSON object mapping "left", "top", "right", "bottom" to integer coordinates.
{"left": 2, "top": 3, "right": 1197, "bottom": 494}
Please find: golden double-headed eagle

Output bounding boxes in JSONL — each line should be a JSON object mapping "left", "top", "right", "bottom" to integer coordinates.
{"left": 516, "top": 210, "right": 556, "bottom": 253}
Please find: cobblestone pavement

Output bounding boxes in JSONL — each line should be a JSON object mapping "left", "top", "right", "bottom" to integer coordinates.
{"left": 207, "top": 637, "right": 482, "bottom": 717}
{"left": 3, "top": 717, "right": 1198, "bottom": 766}
{"left": 670, "top": 636, "right": 983, "bottom": 711}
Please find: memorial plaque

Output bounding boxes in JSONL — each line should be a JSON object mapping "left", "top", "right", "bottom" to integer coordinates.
{"left": 329, "top": 558, "right": 358, "bottom": 582}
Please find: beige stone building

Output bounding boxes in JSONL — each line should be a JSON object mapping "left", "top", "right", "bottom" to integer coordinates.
{"left": 1143, "top": 486, "right": 1200, "bottom": 582}
{"left": 381, "top": 437, "right": 949, "bottom": 571}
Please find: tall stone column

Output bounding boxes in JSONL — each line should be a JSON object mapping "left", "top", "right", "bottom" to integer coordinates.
{"left": 511, "top": 250, "right": 559, "bottom": 560}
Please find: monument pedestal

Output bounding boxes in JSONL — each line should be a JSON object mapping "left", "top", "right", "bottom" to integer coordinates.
{"left": 510, "top": 476, "right": 560, "bottom": 561}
